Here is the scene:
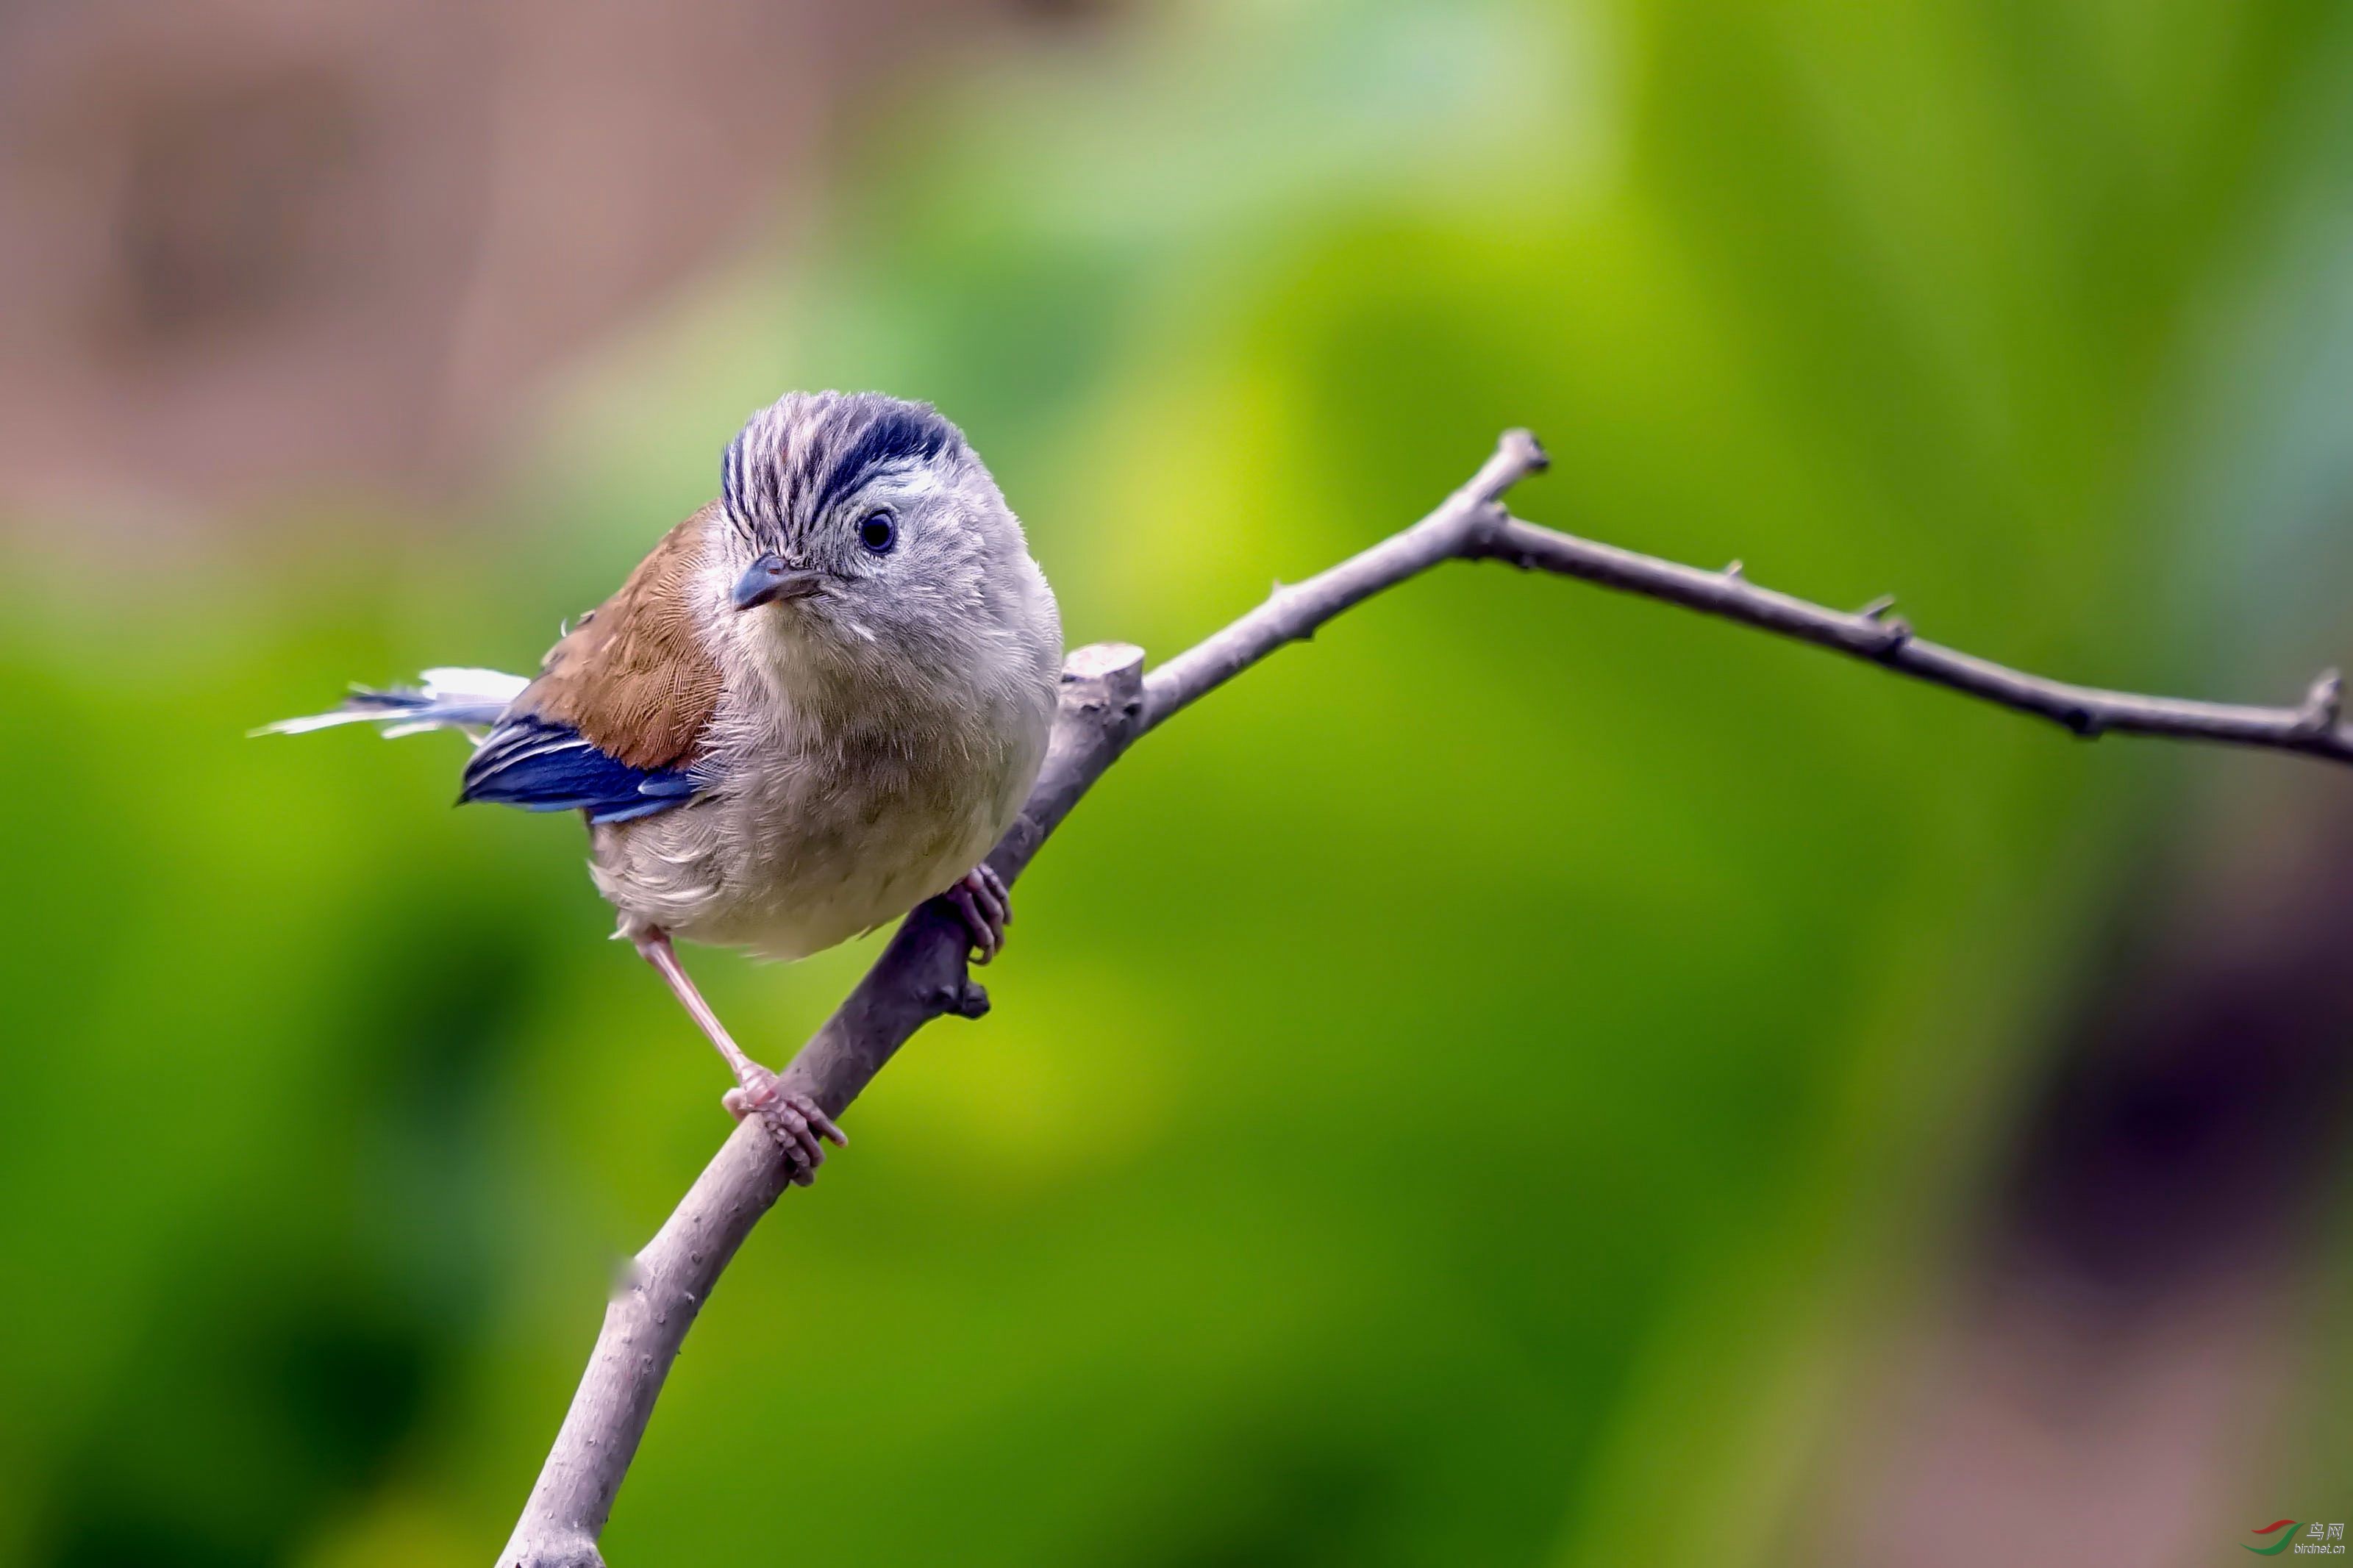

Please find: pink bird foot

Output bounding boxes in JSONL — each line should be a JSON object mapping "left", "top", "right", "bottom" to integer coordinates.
{"left": 721, "top": 1064, "right": 848, "bottom": 1186}
{"left": 946, "top": 863, "right": 1012, "bottom": 963}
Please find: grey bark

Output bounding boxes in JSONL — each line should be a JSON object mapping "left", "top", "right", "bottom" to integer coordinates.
{"left": 501, "top": 429, "right": 2348, "bottom": 1567}
{"left": 1468, "top": 519, "right": 2351, "bottom": 759}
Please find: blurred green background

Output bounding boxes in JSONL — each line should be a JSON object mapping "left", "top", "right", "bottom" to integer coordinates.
{"left": 6, "top": 1, "right": 2353, "bottom": 1564}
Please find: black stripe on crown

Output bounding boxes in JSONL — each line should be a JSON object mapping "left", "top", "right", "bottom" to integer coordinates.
{"left": 720, "top": 424, "right": 757, "bottom": 537}
{"left": 720, "top": 393, "right": 964, "bottom": 537}
{"left": 810, "top": 398, "right": 960, "bottom": 519}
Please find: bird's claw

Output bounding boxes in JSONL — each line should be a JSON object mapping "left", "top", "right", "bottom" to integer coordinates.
{"left": 946, "top": 863, "right": 1012, "bottom": 964}
{"left": 723, "top": 1065, "right": 847, "bottom": 1186}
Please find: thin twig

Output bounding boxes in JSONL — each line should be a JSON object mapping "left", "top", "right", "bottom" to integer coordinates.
{"left": 501, "top": 429, "right": 2346, "bottom": 1567}
{"left": 1468, "top": 520, "right": 2353, "bottom": 760}
{"left": 1134, "top": 431, "right": 1548, "bottom": 728}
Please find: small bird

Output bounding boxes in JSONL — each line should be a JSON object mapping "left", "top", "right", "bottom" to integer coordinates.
{"left": 268, "top": 392, "right": 1064, "bottom": 1182}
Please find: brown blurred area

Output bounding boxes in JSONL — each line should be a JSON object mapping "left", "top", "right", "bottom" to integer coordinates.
{"left": 1818, "top": 761, "right": 2353, "bottom": 1567}
{"left": 0, "top": 0, "right": 1047, "bottom": 533}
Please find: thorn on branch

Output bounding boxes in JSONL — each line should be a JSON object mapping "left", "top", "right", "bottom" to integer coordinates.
{"left": 2298, "top": 669, "right": 2343, "bottom": 734}
{"left": 1267, "top": 579, "right": 1315, "bottom": 641}
{"left": 930, "top": 978, "right": 991, "bottom": 1020}
{"left": 1858, "top": 594, "right": 1898, "bottom": 620}
{"left": 1724, "top": 559, "right": 1744, "bottom": 581}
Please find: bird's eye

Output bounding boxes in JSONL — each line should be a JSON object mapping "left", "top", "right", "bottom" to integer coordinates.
{"left": 858, "top": 511, "right": 896, "bottom": 554}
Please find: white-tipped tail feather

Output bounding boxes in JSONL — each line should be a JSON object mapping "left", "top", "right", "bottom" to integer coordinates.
{"left": 255, "top": 667, "right": 529, "bottom": 739}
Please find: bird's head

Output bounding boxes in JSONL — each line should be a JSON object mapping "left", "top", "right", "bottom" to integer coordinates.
{"left": 713, "top": 391, "right": 1053, "bottom": 692}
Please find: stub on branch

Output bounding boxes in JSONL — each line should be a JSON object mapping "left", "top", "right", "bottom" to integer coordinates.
{"left": 1063, "top": 640, "right": 1146, "bottom": 687}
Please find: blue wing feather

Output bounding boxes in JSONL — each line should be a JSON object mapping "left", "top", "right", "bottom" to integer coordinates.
{"left": 460, "top": 715, "right": 705, "bottom": 825}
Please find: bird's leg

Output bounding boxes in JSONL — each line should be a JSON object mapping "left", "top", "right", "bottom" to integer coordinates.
{"left": 632, "top": 929, "right": 846, "bottom": 1184}
{"left": 944, "top": 863, "right": 1012, "bottom": 964}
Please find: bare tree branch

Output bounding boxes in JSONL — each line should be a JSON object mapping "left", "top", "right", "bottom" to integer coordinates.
{"left": 1467, "top": 519, "right": 2353, "bottom": 761}
{"left": 500, "top": 428, "right": 2348, "bottom": 1567}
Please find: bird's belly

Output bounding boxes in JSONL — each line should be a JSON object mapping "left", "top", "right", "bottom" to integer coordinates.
{"left": 589, "top": 756, "right": 1015, "bottom": 962}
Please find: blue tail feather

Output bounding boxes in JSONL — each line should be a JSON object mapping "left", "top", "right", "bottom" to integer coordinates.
{"left": 459, "top": 715, "right": 704, "bottom": 825}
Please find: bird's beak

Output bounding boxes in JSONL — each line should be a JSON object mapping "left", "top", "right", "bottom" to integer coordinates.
{"left": 732, "top": 553, "right": 826, "bottom": 611}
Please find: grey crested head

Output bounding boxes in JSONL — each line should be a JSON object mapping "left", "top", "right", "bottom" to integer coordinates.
{"left": 715, "top": 390, "right": 1053, "bottom": 681}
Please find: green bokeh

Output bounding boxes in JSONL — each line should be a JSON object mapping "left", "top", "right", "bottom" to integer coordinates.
{"left": 5, "top": 1, "right": 2353, "bottom": 1564}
